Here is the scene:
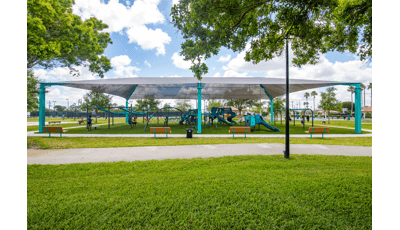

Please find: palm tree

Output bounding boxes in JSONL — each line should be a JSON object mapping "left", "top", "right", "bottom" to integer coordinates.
{"left": 347, "top": 86, "right": 355, "bottom": 116}
{"left": 304, "top": 92, "right": 310, "bottom": 108}
{"left": 367, "top": 83, "right": 372, "bottom": 106}
{"left": 360, "top": 83, "right": 366, "bottom": 107}
{"left": 311, "top": 91, "right": 318, "bottom": 111}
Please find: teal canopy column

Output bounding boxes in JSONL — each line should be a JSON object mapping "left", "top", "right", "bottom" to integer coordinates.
{"left": 270, "top": 100, "right": 274, "bottom": 123}
{"left": 197, "top": 82, "right": 202, "bottom": 133}
{"left": 126, "top": 84, "right": 138, "bottom": 123}
{"left": 38, "top": 83, "right": 46, "bottom": 133}
{"left": 260, "top": 85, "right": 273, "bottom": 123}
{"left": 125, "top": 100, "right": 129, "bottom": 123}
{"left": 355, "top": 84, "right": 361, "bottom": 133}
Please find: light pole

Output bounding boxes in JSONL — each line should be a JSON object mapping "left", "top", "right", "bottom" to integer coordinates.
{"left": 66, "top": 99, "right": 69, "bottom": 110}
{"left": 284, "top": 38, "right": 290, "bottom": 159}
{"left": 53, "top": 101, "right": 56, "bottom": 111}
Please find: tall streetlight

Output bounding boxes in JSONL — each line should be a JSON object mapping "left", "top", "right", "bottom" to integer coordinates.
{"left": 66, "top": 99, "right": 69, "bottom": 110}
{"left": 284, "top": 38, "right": 290, "bottom": 159}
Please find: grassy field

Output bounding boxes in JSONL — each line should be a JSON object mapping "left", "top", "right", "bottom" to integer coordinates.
{"left": 27, "top": 118, "right": 126, "bottom": 132}
{"left": 28, "top": 155, "right": 372, "bottom": 229}
{"left": 27, "top": 136, "right": 372, "bottom": 149}
{"left": 38, "top": 120, "right": 369, "bottom": 135}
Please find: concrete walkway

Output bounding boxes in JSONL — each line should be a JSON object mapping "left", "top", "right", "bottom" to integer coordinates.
{"left": 27, "top": 143, "right": 372, "bottom": 165}
{"left": 27, "top": 121, "right": 78, "bottom": 126}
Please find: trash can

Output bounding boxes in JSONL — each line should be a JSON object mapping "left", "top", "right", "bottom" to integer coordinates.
{"left": 186, "top": 128, "right": 193, "bottom": 138}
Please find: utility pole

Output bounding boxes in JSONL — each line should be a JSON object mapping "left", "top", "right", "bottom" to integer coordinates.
{"left": 53, "top": 101, "right": 56, "bottom": 111}
{"left": 284, "top": 38, "right": 290, "bottom": 159}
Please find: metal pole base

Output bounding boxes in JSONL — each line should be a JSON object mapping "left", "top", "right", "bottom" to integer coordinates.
{"left": 283, "top": 151, "right": 290, "bottom": 159}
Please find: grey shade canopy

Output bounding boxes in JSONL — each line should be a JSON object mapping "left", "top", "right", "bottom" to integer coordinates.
{"left": 54, "top": 77, "right": 356, "bottom": 100}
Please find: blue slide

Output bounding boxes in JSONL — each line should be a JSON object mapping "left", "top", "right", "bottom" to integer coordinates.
{"left": 211, "top": 107, "right": 233, "bottom": 125}
{"left": 255, "top": 115, "right": 280, "bottom": 132}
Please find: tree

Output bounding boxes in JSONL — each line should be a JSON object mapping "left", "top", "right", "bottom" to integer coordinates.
{"left": 27, "top": 0, "right": 113, "bottom": 77}
{"left": 207, "top": 99, "right": 224, "bottom": 111}
{"left": 80, "top": 91, "right": 112, "bottom": 123}
{"left": 175, "top": 99, "right": 192, "bottom": 111}
{"left": 54, "top": 105, "right": 66, "bottom": 112}
{"left": 304, "top": 92, "right": 310, "bottom": 108}
{"left": 347, "top": 86, "right": 355, "bottom": 115}
{"left": 135, "top": 99, "right": 160, "bottom": 111}
{"left": 367, "top": 82, "right": 372, "bottom": 106}
{"left": 27, "top": 70, "right": 40, "bottom": 111}
{"left": 360, "top": 83, "right": 366, "bottom": 107}
{"left": 226, "top": 99, "right": 257, "bottom": 115}
{"left": 319, "top": 87, "right": 341, "bottom": 124}
{"left": 163, "top": 103, "right": 171, "bottom": 108}
{"left": 171, "top": 0, "right": 372, "bottom": 80}
{"left": 342, "top": 101, "right": 355, "bottom": 112}
{"left": 250, "top": 100, "right": 268, "bottom": 115}
{"left": 311, "top": 91, "right": 318, "bottom": 111}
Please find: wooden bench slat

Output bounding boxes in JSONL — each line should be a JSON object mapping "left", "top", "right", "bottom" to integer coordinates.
{"left": 305, "top": 127, "right": 329, "bottom": 138}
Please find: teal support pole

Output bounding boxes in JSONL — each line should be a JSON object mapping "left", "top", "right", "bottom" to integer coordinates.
{"left": 197, "top": 82, "right": 202, "bottom": 133}
{"left": 260, "top": 84, "right": 273, "bottom": 123}
{"left": 125, "top": 100, "right": 129, "bottom": 123}
{"left": 126, "top": 85, "right": 138, "bottom": 123}
{"left": 355, "top": 84, "right": 361, "bottom": 133}
{"left": 270, "top": 100, "right": 274, "bottom": 123}
{"left": 38, "top": 84, "right": 46, "bottom": 133}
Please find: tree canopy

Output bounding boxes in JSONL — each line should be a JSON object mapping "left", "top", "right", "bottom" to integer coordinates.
{"left": 28, "top": 0, "right": 113, "bottom": 77}
{"left": 226, "top": 99, "right": 257, "bottom": 115}
{"left": 135, "top": 99, "right": 160, "bottom": 111}
{"left": 27, "top": 70, "right": 40, "bottom": 111}
{"left": 175, "top": 99, "right": 192, "bottom": 111}
{"left": 319, "top": 87, "right": 341, "bottom": 123}
{"left": 171, "top": 0, "right": 372, "bottom": 80}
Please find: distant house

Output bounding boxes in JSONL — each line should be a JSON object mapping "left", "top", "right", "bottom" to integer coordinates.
{"left": 230, "top": 107, "right": 247, "bottom": 115}
{"left": 361, "top": 106, "right": 372, "bottom": 113}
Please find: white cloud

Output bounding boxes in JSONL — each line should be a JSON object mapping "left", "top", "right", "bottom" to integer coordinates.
{"left": 222, "top": 70, "right": 251, "bottom": 78}
{"left": 217, "top": 54, "right": 231, "bottom": 62}
{"left": 111, "top": 55, "right": 131, "bottom": 66}
{"left": 126, "top": 26, "right": 171, "bottom": 55}
{"left": 172, "top": 0, "right": 180, "bottom": 5}
{"left": 72, "top": 0, "right": 171, "bottom": 55}
{"left": 144, "top": 60, "right": 151, "bottom": 68}
{"left": 171, "top": 52, "right": 206, "bottom": 69}
{"left": 171, "top": 52, "right": 193, "bottom": 69}
{"left": 33, "top": 69, "right": 49, "bottom": 80}
{"left": 111, "top": 55, "right": 140, "bottom": 78}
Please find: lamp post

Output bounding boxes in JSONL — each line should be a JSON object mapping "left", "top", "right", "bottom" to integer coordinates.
{"left": 284, "top": 38, "right": 290, "bottom": 159}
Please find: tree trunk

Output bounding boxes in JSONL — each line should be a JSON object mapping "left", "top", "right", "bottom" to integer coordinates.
{"left": 95, "top": 109, "right": 98, "bottom": 123}
{"left": 328, "top": 111, "right": 330, "bottom": 124}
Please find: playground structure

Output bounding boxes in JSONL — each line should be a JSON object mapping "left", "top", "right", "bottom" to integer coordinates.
{"left": 37, "top": 77, "right": 363, "bottom": 136}
{"left": 275, "top": 108, "right": 315, "bottom": 129}
{"left": 245, "top": 114, "right": 280, "bottom": 132}
{"left": 210, "top": 107, "right": 237, "bottom": 126}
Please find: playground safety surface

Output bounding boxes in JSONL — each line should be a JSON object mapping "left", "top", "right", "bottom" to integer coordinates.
{"left": 27, "top": 143, "right": 372, "bottom": 165}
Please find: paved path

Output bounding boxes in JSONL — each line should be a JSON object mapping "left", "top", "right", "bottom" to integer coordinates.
{"left": 27, "top": 143, "right": 372, "bottom": 165}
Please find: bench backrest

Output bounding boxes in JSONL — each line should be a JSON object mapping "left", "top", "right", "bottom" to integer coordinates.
{"left": 230, "top": 126, "right": 251, "bottom": 133}
{"left": 42, "top": 126, "right": 64, "bottom": 133}
{"left": 308, "top": 127, "right": 329, "bottom": 133}
{"left": 150, "top": 127, "right": 171, "bottom": 133}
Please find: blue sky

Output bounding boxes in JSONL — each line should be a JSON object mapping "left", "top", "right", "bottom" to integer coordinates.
{"left": 33, "top": 0, "right": 372, "bottom": 110}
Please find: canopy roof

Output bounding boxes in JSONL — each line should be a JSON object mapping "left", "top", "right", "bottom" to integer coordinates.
{"left": 53, "top": 77, "right": 357, "bottom": 100}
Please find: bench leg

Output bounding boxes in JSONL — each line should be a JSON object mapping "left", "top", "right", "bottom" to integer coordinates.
{"left": 165, "top": 128, "right": 168, "bottom": 138}
{"left": 49, "top": 133, "right": 51, "bottom": 137}
{"left": 233, "top": 128, "right": 235, "bottom": 138}
{"left": 154, "top": 129, "right": 156, "bottom": 138}
{"left": 245, "top": 128, "right": 247, "bottom": 138}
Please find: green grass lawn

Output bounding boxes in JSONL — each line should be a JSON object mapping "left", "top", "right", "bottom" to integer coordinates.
{"left": 27, "top": 136, "right": 372, "bottom": 149}
{"left": 28, "top": 118, "right": 126, "bottom": 132}
{"left": 28, "top": 155, "right": 372, "bottom": 229}
{"left": 311, "top": 120, "right": 372, "bottom": 130}
{"left": 42, "top": 120, "right": 369, "bottom": 135}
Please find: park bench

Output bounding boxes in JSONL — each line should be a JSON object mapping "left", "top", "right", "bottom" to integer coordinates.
{"left": 42, "top": 126, "right": 68, "bottom": 137}
{"left": 305, "top": 127, "right": 330, "bottom": 138}
{"left": 229, "top": 126, "right": 251, "bottom": 138}
{"left": 78, "top": 119, "right": 86, "bottom": 124}
{"left": 48, "top": 121, "right": 61, "bottom": 125}
{"left": 150, "top": 127, "right": 171, "bottom": 138}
